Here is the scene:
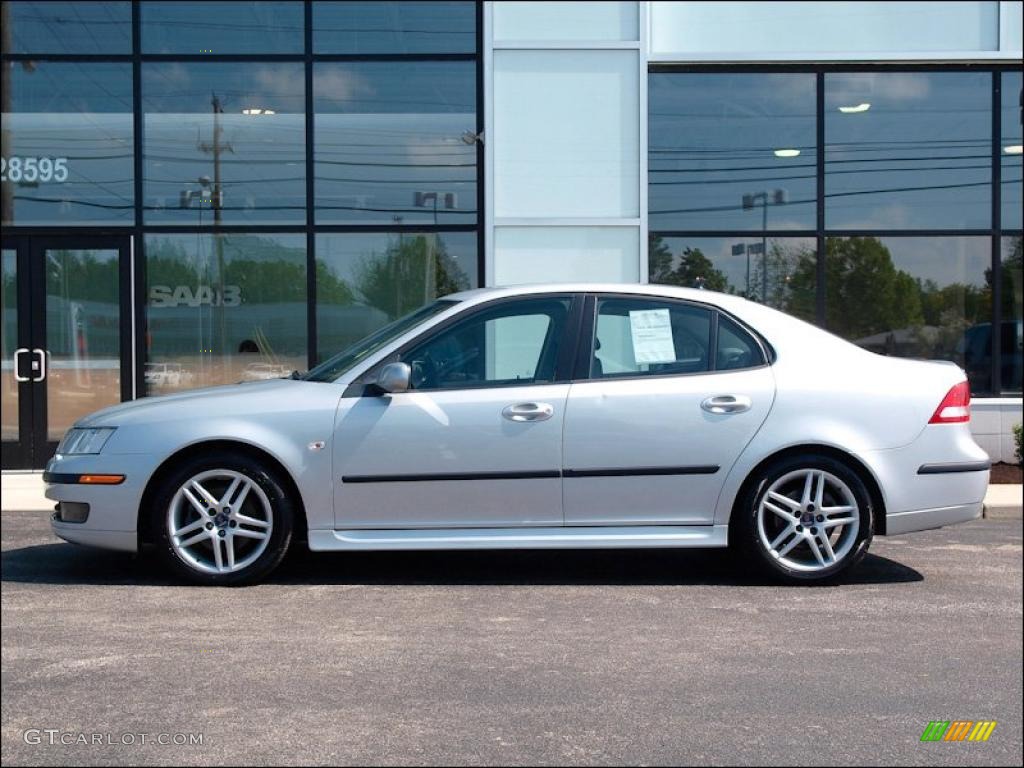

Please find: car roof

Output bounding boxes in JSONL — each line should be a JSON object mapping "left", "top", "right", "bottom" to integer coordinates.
{"left": 445, "top": 282, "right": 751, "bottom": 312}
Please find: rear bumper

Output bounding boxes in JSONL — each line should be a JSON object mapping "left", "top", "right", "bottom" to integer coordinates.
{"left": 859, "top": 423, "right": 990, "bottom": 534}
{"left": 885, "top": 501, "right": 983, "bottom": 535}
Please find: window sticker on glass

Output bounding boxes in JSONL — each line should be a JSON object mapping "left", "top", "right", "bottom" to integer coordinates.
{"left": 629, "top": 308, "right": 676, "bottom": 364}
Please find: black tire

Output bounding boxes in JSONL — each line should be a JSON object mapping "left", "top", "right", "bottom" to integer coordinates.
{"left": 732, "top": 453, "right": 874, "bottom": 584}
{"left": 148, "top": 451, "right": 295, "bottom": 586}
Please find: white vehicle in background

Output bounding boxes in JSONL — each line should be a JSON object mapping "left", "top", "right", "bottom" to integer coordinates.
{"left": 45, "top": 284, "right": 990, "bottom": 586}
{"left": 240, "top": 363, "right": 294, "bottom": 382}
{"left": 143, "top": 362, "right": 190, "bottom": 389}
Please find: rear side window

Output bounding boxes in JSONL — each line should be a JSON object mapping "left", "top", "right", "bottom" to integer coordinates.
{"left": 717, "top": 315, "right": 766, "bottom": 371}
{"left": 591, "top": 298, "right": 712, "bottom": 378}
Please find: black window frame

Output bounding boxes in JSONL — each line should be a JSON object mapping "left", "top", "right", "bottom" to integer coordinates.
{"left": 647, "top": 62, "right": 1024, "bottom": 397}
{"left": 0, "top": 0, "right": 485, "bottom": 398}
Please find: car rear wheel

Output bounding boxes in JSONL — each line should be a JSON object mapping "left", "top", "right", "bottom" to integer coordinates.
{"left": 734, "top": 454, "right": 874, "bottom": 583}
{"left": 150, "top": 451, "right": 295, "bottom": 585}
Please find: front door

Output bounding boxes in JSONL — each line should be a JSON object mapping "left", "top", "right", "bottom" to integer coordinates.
{"left": 333, "top": 295, "right": 579, "bottom": 529}
{"left": 1, "top": 235, "right": 132, "bottom": 469}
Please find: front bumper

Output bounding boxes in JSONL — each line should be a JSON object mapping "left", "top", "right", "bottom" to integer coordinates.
{"left": 44, "top": 452, "right": 160, "bottom": 554}
{"left": 51, "top": 514, "right": 138, "bottom": 552}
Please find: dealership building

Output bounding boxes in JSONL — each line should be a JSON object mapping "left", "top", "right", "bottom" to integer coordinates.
{"left": 1, "top": 0, "right": 1022, "bottom": 470}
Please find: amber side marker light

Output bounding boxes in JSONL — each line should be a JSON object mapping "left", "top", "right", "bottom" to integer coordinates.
{"left": 78, "top": 474, "right": 126, "bottom": 485}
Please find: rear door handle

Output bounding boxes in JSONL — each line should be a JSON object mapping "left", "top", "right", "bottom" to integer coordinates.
{"left": 701, "top": 395, "right": 752, "bottom": 414}
{"left": 502, "top": 402, "right": 554, "bottom": 422}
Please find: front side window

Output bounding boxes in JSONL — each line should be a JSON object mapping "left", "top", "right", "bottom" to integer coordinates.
{"left": 592, "top": 298, "right": 712, "bottom": 378}
{"left": 400, "top": 297, "right": 571, "bottom": 391}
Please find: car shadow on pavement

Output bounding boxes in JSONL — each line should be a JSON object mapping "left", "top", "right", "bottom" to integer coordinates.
{"left": 1, "top": 542, "right": 923, "bottom": 588}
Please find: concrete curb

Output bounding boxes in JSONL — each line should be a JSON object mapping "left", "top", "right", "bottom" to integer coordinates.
{"left": 1, "top": 472, "right": 52, "bottom": 513}
{"left": 983, "top": 484, "right": 1024, "bottom": 520}
{"left": 4, "top": 471, "right": 1022, "bottom": 519}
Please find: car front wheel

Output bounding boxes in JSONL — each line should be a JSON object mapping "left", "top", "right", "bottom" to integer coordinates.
{"left": 734, "top": 454, "right": 874, "bottom": 583}
{"left": 150, "top": 452, "right": 295, "bottom": 585}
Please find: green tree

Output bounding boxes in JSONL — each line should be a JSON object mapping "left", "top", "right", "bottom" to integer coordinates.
{"left": 747, "top": 241, "right": 817, "bottom": 321}
{"left": 648, "top": 236, "right": 731, "bottom": 293}
{"left": 783, "top": 246, "right": 817, "bottom": 322}
{"left": 809, "top": 237, "right": 925, "bottom": 340}
{"left": 993, "top": 235, "right": 1023, "bottom": 322}
{"left": 315, "top": 259, "right": 356, "bottom": 306}
{"left": 356, "top": 234, "right": 470, "bottom": 319}
{"left": 648, "top": 234, "right": 674, "bottom": 284}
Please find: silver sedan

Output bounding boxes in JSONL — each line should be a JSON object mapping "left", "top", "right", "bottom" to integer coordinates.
{"left": 45, "top": 284, "right": 991, "bottom": 585}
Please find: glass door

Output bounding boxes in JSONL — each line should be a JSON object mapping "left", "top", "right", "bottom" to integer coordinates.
{"left": 1, "top": 235, "right": 132, "bottom": 469}
{"left": 1, "top": 236, "right": 30, "bottom": 467}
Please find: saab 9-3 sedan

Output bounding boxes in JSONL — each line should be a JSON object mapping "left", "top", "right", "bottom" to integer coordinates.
{"left": 45, "top": 284, "right": 990, "bottom": 585}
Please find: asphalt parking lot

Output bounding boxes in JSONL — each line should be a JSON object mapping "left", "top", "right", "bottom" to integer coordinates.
{"left": 1, "top": 511, "right": 1021, "bottom": 767}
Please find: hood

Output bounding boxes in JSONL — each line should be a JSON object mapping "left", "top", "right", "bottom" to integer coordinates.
{"left": 75, "top": 378, "right": 303, "bottom": 428}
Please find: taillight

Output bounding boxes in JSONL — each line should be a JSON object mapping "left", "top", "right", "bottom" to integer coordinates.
{"left": 929, "top": 381, "right": 971, "bottom": 424}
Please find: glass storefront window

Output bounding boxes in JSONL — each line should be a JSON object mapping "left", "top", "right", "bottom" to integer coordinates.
{"left": 142, "top": 63, "right": 305, "bottom": 225}
{"left": 1, "top": 248, "right": 16, "bottom": 441}
{"left": 824, "top": 236, "right": 993, "bottom": 393}
{"left": 1, "top": 1, "right": 132, "bottom": 54}
{"left": 1002, "top": 70, "right": 1023, "bottom": 231}
{"left": 648, "top": 234, "right": 817, "bottom": 322}
{"left": 649, "top": 73, "right": 817, "bottom": 232}
{"left": 140, "top": 1, "right": 303, "bottom": 54}
{"left": 144, "top": 233, "right": 307, "bottom": 393}
{"left": 315, "top": 231, "right": 476, "bottom": 362}
{"left": 825, "top": 72, "right": 992, "bottom": 230}
{"left": 314, "top": 61, "right": 477, "bottom": 225}
{"left": 1, "top": 62, "right": 134, "bottom": 226}
{"left": 313, "top": 1, "right": 476, "bottom": 54}
{"left": 44, "top": 246, "right": 121, "bottom": 440}
{"left": 1001, "top": 236, "right": 1023, "bottom": 394}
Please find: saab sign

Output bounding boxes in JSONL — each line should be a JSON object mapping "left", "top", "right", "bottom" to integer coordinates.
{"left": 149, "top": 285, "right": 242, "bottom": 308}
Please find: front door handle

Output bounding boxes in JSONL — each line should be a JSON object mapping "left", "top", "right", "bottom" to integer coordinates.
{"left": 14, "top": 348, "right": 30, "bottom": 382}
{"left": 701, "top": 395, "right": 752, "bottom": 414}
{"left": 502, "top": 402, "right": 554, "bottom": 422}
{"left": 32, "top": 348, "right": 47, "bottom": 382}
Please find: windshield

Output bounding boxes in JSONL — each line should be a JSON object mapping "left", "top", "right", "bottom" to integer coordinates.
{"left": 303, "top": 300, "right": 458, "bottom": 382}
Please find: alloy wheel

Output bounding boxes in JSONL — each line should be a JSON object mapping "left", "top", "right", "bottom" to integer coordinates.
{"left": 167, "top": 469, "right": 274, "bottom": 575}
{"left": 756, "top": 468, "right": 860, "bottom": 573}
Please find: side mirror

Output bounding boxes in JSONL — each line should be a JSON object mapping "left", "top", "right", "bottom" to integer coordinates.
{"left": 374, "top": 362, "right": 411, "bottom": 394}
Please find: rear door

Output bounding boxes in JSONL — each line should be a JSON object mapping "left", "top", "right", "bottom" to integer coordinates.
{"left": 563, "top": 294, "right": 775, "bottom": 526}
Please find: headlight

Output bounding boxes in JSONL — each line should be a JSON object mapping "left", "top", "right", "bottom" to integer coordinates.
{"left": 58, "top": 427, "right": 116, "bottom": 455}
